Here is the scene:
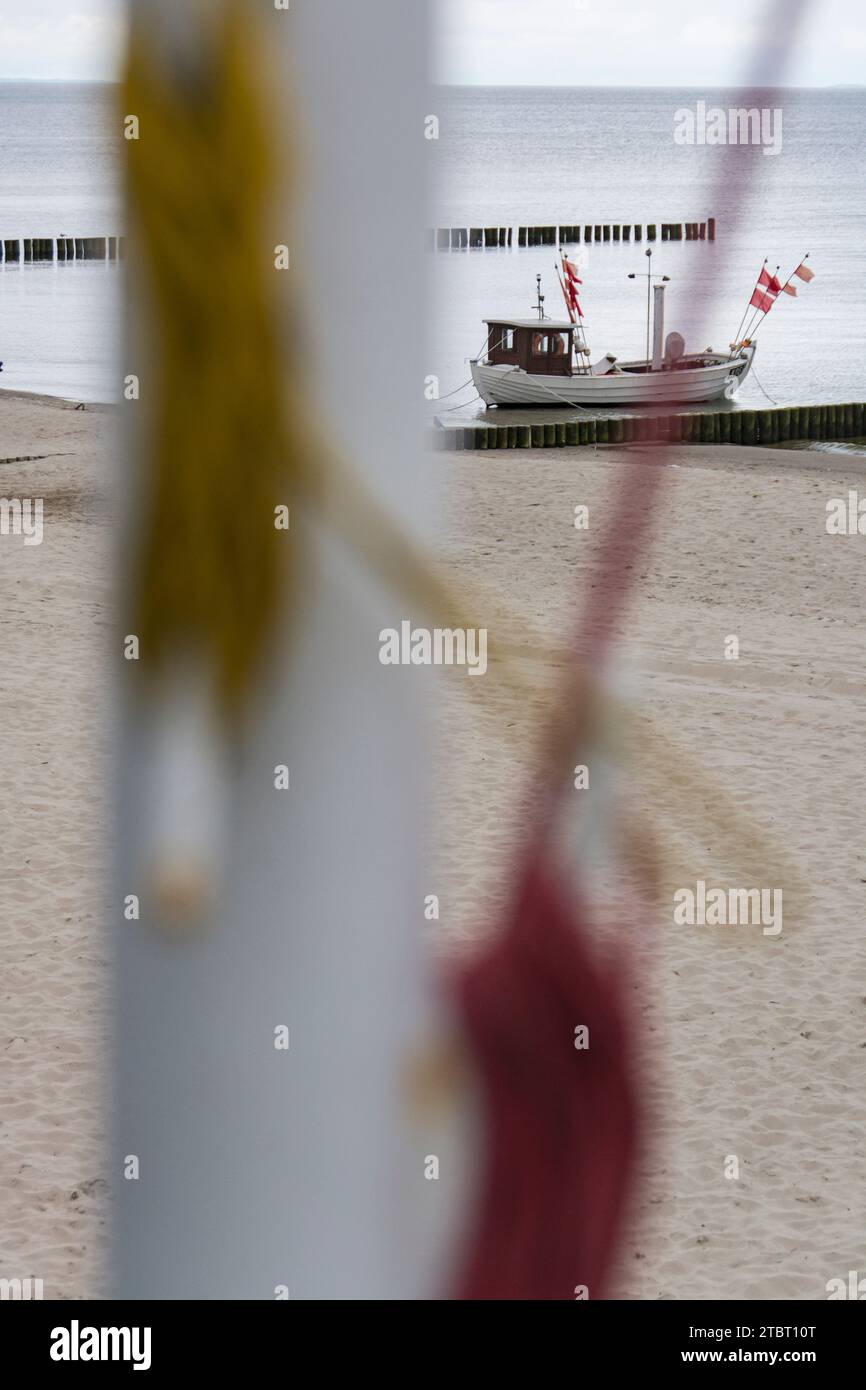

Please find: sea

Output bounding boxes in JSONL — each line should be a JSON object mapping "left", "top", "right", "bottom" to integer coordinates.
{"left": 0, "top": 82, "right": 863, "bottom": 416}
{"left": 0, "top": 81, "right": 121, "bottom": 403}
{"left": 429, "top": 86, "right": 866, "bottom": 426}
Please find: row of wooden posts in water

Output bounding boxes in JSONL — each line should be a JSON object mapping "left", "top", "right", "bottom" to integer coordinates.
{"left": 431, "top": 219, "right": 715, "bottom": 250}
{"left": 0, "top": 237, "right": 126, "bottom": 263}
{"left": 436, "top": 402, "right": 865, "bottom": 451}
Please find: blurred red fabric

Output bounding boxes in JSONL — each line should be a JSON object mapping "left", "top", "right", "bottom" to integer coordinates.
{"left": 452, "top": 854, "right": 639, "bottom": 1300}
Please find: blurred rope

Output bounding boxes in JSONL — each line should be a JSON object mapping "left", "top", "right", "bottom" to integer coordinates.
{"left": 124, "top": 0, "right": 316, "bottom": 712}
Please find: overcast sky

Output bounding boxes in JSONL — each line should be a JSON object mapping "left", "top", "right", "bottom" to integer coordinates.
{"left": 438, "top": 0, "right": 866, "bottom": 87}
{"left": 0, "top": 0, "right": 124, "bottom": 80}
{"left": 0, "top": 1, "right": 863, "bottom": 85}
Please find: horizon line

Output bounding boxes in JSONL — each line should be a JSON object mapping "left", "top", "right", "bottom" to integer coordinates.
{"left": 0, "top": 76, "right": 117, "bottom": 83}
{"left": 435, "top": 80, "right": 865, "bottom": 90}
{"left": 0, "top": 77, "right": 862, "bottom": 90}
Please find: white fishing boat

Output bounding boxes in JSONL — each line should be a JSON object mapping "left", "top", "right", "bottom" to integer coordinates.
{"left": 469, "top": 251, "right": 756, "bottom": 408}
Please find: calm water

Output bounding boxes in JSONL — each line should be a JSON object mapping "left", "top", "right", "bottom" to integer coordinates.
{"left": 430, "top": 87, "right": 866, "bottom": 422}
{"left": 0, "top": 82, "right": 121, "bottom": 402}
{"left": 2, "top": 83, "right": 863, "bottom": 413}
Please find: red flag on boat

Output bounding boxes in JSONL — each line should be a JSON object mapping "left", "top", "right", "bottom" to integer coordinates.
{"left": 781, "top": 282, "right": 797, "bottom": 297}
{"left": 561, "top": 255, "right": 584, "bottom": 317}
{"left": 563, "top": 256, "right": 582, "bottom": 286}
{"left": 556, "top": 270, "right": 576, "bottom": 321}
{"left": 758, "top": 267, "right": 781, "bottom": 295}
{"left": 749, "top": 288, "right": 774, "bottom": 313}
{"left": 793, "top": 261, "right": 815, "bottom": 282}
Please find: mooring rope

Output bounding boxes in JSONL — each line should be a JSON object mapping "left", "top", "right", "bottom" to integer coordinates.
{"left": 434, "top": 395, "right": 483, "bottom": 414}
{"left": 435, "top": 376, "right": 477, "bottom": 400}
{"left": 749, "top": 364, "right": 780, "bottom": 407}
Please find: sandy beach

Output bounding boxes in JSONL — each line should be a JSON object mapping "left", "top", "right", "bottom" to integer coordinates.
{"left": 0, "top": 391, "right": 113, "bottom": 1299}
{"left": 2, "top": 393, "right": 865, "bottom": 1299}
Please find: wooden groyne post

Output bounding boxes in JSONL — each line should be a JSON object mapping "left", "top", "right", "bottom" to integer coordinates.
{"left": 0, "top": 236, "right": 126, "bottom": 263}
{"left": 434, "top": 403, "right": 865, "bottom": 451}
{"left": 430, "top": 219, "right": 716, "bottom": 248}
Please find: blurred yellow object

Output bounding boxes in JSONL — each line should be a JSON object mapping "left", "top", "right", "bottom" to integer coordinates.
{"left": 124, "top": 0, "right": 314, "bottom": 712}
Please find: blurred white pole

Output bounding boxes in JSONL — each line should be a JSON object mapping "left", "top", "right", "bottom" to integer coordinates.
{"left": 115, "top": 0, "right": 437, "bottom": 1299}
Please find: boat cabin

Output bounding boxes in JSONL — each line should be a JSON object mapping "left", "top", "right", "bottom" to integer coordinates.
{"left": 483, "top": 319, "right": 588, "bottom": 377}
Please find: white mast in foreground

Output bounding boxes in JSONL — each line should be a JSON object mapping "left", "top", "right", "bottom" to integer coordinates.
{"left": 114, "top": 0, "right": 459, "bottom": 1300}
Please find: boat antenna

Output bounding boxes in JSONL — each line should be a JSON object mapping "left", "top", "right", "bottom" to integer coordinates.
{"left": 534, "top": 273, "right": 546, "bottom": 321}
{"left": 628, "top": 248, "right": 670, "bottom": 369}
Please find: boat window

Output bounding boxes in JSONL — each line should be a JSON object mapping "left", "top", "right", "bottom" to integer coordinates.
{"left": 531, "top": 333, "right": 565, "bottom": 356}
{"left": 501, "top": 328, "right": 514, "bottom": 351}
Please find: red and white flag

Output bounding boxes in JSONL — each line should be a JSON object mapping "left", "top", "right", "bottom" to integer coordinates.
{"left": 758, "top": 267, "right": 781, "bottom": 295}
{"left": 749, "top": 288, "right": 774, "bottom": 314}
{"left": 781, "top": 283, "right": 797, "bottom": 297}
{"left": 793, "top": 261, "right": 815, "bottom": 282}
{"left": 561, "top": 256, "right": 584, "bottom": 318}
{"left": 563, "top": 256, "right": 582, "bottom": 286}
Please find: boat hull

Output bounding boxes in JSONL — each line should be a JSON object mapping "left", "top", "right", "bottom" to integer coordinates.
{"left": 470, "top": 346, "right": 756, "bottom": 407}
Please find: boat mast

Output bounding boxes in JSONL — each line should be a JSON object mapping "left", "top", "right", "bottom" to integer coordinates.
{"left": 628, "top": 248, "right": 670, "bottom": 370}
{"left": 646, "top": 250, "right": 651, "bottom": 365}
